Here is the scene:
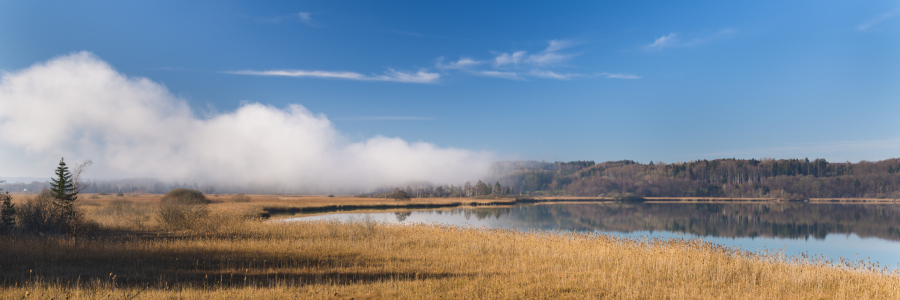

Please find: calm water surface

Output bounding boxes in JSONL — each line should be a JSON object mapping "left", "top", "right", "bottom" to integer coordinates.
{"left": 284, "top": 202, "right": 900, "bottom": 269}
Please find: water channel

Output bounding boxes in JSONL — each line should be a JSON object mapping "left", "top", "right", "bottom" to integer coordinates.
{"left": 283, "top": 202, "right": 900, "bottom": 269}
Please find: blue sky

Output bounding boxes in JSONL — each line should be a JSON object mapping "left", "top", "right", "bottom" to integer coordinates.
{"left": 1, "top": 0, "right": 898, "bottom": 168}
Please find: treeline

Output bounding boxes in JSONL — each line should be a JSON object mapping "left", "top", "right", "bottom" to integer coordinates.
{"left": 496, "top": 158, "right": 900, "bottom": 199}
{"left": 370, "top": 179, "right": 514, "bottom": 199}
{"left": 6, "top": 158, "right": 899, "bottom": 199}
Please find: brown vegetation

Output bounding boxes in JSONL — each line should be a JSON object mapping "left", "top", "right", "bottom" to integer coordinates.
{"left": 0, "top": 195, "right": 897, "bottom": 299}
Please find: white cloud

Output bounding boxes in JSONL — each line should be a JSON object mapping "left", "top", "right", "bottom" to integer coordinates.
{"left": 259, "top": 11, "right": 321, "bottom": 26}
{"left": 337, "top": 116, "right": 434, "bottom": 121}
{"left": 227, "top": 68, "right": 439, "bottom": 84}
{"left": 645, "top": 29, "right": 735, "bottom": 50}
{"left": 388, "top": 30, "right": 427, "bottom": 37}
{"left": 596, "top": 72, "right": 641, "bottom": 79}
{"left": 376, "top": 69, "right": 440, "bottom": 83}
{"left": 477, "top": 71, "right": 522, "bottom": 80}
{"left": 857, "top": 8, "right": 900, "bottom": 31}
{"left": 297, "top": 12, "right": 314, "bottom": 25}
{"left": 229, "top": 69, "right": 365, "bottom": 79}
{"left": 436, "top": 57, "right": 483, "bottom": 70}
{"left": 646, "top": 33, "right": 679, "bottom": 49}
{"left": 524, "top": 52, "right": 571, "bottom": 66}
{"left": 528, "top": 70, "right": 636, "bottom": 80}
{"left": 0, "top": 52, "right": 491, "bottom": 190}
{"left": 544, "top": 39, "right": 576, "bottom": 53}
{"left": 495, "top": 40, "right": 577, "bottom": 67}
{"left": 436, "top": 39, "right": 637, "bottom": 81}
{"left": 494, "top": 51, "right": 527, "bottom": 66}
{"left": 528, "top": 70, "right": 575, "bottom": 80}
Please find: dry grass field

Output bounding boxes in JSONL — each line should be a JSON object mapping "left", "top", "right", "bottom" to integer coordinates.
{"left": 1, "top": 194, "right": 898, "bottom": 299}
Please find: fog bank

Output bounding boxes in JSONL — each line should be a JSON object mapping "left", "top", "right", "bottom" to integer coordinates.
{"left": 0, "top": 52, "right": 492, "bottom": 191}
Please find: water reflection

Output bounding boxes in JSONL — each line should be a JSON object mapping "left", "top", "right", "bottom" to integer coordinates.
{"left": 457, "top": 203, "right": 900, "bottom": 241}
{"left": 286, "top": 202, "right": 900, "bottom": 268}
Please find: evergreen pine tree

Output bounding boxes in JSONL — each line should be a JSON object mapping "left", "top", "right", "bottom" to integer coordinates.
{"left": 50, "top": 157, "right": 78, "bottom": 224}
{"left": 0, "top": 190, "right": 14, "bottom": 230}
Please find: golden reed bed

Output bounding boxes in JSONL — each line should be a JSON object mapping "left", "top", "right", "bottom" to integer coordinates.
{"left": 0, "top": 195, "right": 897, "bottom": 299}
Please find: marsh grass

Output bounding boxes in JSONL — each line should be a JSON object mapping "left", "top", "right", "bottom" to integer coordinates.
{"left": 0, "top": 197, "right": 898, "bottom": 299}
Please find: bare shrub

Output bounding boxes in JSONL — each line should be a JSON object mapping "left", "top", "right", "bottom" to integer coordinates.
{"left": 160, "top": 189, "right": 209, "bottom": 205}
{"left": 17, "top": 190, "right": 61, "bottom": 232}
{"left": 158, "top": 189, "right": 209, "bottom": 229}
{"left": 17, "top": 189, "right": 97, "bottom": 235}
{"left": 231, "top": 193, "right": 251, "bottom": 203}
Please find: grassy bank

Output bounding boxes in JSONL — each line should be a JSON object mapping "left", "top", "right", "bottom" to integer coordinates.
{"left": 1, "top": 196, "right": 898, "bottom": 299}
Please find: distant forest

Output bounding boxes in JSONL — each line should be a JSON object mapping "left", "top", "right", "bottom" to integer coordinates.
{"left": 489, "top": 158, "right": 900, "bottom": 199}
{"left": 3, "top": 158, "right": 899, "bottom": 199}
{"left": 372, "top": 158, "right": 900, "bottom": 199}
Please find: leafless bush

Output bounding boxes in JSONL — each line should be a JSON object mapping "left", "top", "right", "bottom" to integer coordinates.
{"left": 158, "top": 189, "right": 209, "bottom": 229}
{"left": 17, "top": 190, "right": 61, "bottom": 232}
{"left": 231, "top": 193, "right": 251, "bottom": 202}
{"left": 16, "top": 189, "right": 97, "bottom": 235}
{"left": 160, "top": 189, "right": 209, "bottom": 205}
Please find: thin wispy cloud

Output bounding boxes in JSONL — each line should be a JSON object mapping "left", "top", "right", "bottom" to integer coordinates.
{"left": 436, "top": 57, "right": 483, "bottom": 70}
{"left": 857, "top": 8, "right": 900, "bottom": 31}
{"left": 528, "top": 70, "right": 578, "bottom": 80}
{"left": 388, "top": 30, "right": 427, "bottom": 37}
{"left": 297, "top": 12, "right": 316, "bottom": 26}
{"left": 524, "top": 52, "right": 571, "bottom": 66}
{"left": 494, "top": 51, "right": 527, "bottom": 66}
{"left": 544, "top": 39, "right": 577, "bottom": 53}
{"left": 477, "top": 70, "right": 523, "bottom": 80}
{"left": 597, "top": 72, "right": 641, "bottom": 79}
{"left": 337, "top": 116, "right": 434, "bottom": 121}
{"left": 645, "top": 29, "right": 735, "bottom": 50}
{"left": 494, "top": 40, "right": 578, "bottom": 67}
{"left": 646, "top": 33, "right": 679, "bottom": 49}
{"left": 259, "top": 11, "right": 321, "bottom": 27}
{"left": 435, "top": 39, "right": 638, "bottom": 81}
{"left": 227, "top": 69, "right": 439, "bottom": 84}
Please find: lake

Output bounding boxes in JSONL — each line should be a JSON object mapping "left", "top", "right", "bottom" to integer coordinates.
{"left": 283, "top": 202, "right": 900, "bottom": 269}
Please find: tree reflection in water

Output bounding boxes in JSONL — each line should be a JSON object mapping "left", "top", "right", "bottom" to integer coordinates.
{"left": 459, "top": 203, "right": 900, "bottom": 241}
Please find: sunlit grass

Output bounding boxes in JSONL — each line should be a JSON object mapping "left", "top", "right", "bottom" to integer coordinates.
{"left": 1, "top": 197, "right": 897, "bottom": 299}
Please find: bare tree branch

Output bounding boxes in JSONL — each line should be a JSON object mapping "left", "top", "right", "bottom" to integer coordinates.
{"left": 71, "top": 159, "right": 93, "bottom": 193}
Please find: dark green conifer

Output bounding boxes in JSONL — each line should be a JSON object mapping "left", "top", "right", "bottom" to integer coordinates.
{"left": 0, "top": 190, "right": 14, "bottom": 230}
{"left": 50, "top": 158, "right": 78, "bottom": 223}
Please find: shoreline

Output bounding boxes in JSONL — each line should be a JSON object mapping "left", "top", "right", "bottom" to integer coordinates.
{"left": 255, "top": 196, "right": 900, "bottom": 217}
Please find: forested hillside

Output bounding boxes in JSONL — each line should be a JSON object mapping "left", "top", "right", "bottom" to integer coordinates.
{"left": 494, "top": 158, "right": 900, "bottom": 199}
